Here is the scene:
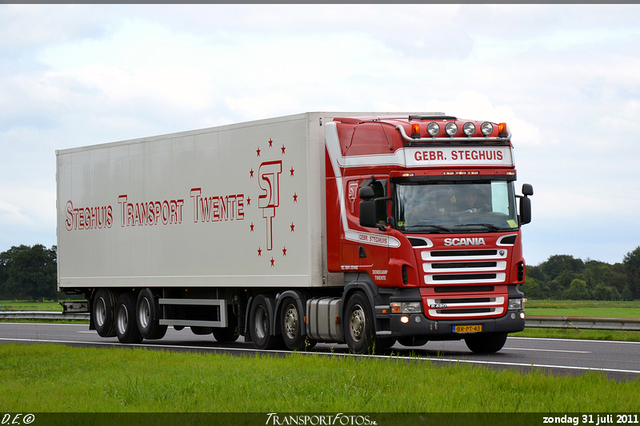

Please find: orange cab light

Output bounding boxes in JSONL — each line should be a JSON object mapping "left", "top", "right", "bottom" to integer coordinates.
{"left": 498, "top": 123, "right": 507, "bottom": 133}
{"left": 411, "top": 123, "right": 421, "bottom": 138}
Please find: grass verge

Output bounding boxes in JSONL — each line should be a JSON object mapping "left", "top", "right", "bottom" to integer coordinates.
{"left": 0, "top": 343, "right": 638, "bottom": 413}
{"left": 514, "top": 327, "right": 640, "bottom": 341}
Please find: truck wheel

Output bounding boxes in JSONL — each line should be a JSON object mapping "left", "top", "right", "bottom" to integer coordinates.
{"left": 464, "top": 332, "right": 507, "bottom": 354}
{"left": 280, "top": 297, "right": 305, "bottom": 351}
{"left": 136, "top": 289, "right": 167, "bottom": 340}
{"left": 115, "top": 292, "right": 143, "bottom": 344}
{"left": 249, "top": 295, "right": 281, "bottom": 350}
{"left": 93, "top": 289, "right": 117, "bottom": 338}
{"left": 344, "top": 292, "right": 375, "bottom": 354}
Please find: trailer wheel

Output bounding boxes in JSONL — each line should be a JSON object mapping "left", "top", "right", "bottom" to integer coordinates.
{"left": 464, "top": 332, "right": 507, "bottom": 354}
{"left": 249, "top": 295, "right": 281, "bottom": 350}
{"left": 136, "top": 289, "right": 167, "bottom": 340}
{"left": 344, "top": 292, "right": 375, "bottom": 354}
{"left": 93, "top": 289, "right": 117, "bottom": 338}
{"left": 115, "top": 292, "right": 143, "bottom": 344}
{"left": 213, "top": 311, "right": 239, "bottom": 343}
{"left": 280, "top": 297, "right": 306, "bottom": 351}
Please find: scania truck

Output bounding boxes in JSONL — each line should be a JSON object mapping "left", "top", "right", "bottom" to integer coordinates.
{"left": 56, "top": 112, "right": 533, "bottom": 353}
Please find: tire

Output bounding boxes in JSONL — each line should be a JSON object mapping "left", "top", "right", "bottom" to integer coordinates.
{"left": 464, "top": 332, "right": 508, "bottom": 354}
{"left": 280, "top": 297, "right": 306, "bottom": 351}
{"left": 115, "top": 292, "right": 143, "bottom": 344}
{"left": 398, "top": 337, "right": 429, "bottom": 347}
{"left": 343, "top": 292, "right": 376, "bottom": 354}
{"left": 213, "top": 310, "right": 239, "bottom": 343}
{"left": 92, "top": 288, "right": 117, "bottom": 338}
{"left": 136, "top": 289, "right": 167, "bottom": 340}
{"left": 249, "top": 295, "right": 282, "bottom": 350}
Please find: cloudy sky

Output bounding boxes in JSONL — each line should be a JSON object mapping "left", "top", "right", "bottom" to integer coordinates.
{"left": 1, "top": 4, "right": 639, "bottom": 266}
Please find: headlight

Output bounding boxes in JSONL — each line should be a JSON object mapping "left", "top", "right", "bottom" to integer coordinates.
{"left": 445, "top": 122, "right": 458, "bottom": 136}
{"left": 480, "top": 121, "right": 494, "bottom": 135}
{"left": 508, "top": 298, "right": 524, "bottom": 310}
{"left": 427, "top": 122, "right": 440, "bottom": 136}
{"left": 391, "top": 302, "right": 423, "bottom": 314}
{"left": 463, "top": 122, "right": 475, "bottom": 136}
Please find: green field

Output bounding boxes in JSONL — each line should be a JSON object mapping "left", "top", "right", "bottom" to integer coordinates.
{"left": 0, "top": 299, "right": 63, "bottom": 311}
{"left": 525, "top": 300, "right": 640, "bottom": 318}
{"left": 0, "top": 343, "right": 638, "bottom": 413}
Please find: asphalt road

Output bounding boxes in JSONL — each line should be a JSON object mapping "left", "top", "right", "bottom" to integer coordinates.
{"left": 1, "top": 322, "right": 639, "bottom": 381}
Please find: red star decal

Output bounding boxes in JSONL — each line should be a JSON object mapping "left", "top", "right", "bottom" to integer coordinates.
{"left": 249, "top": 168, "right": 254, "bottom": 178}
{"left": 281, "top": 145, "right": 286, "bottom": 154}
{"left": 290, "top": 222, "right": 295, "bottom": 232}
{"left": 246, "top": 197, "right": 251, "bottom": 206}
{"left": 256, "top": 148, "right": 261, "bottom": 157}
{"left": 293, "top": 192, "right": 298, "bottom": 202}
{"left": 290, "top": 167, "right": 295, "bottom": 177}
{"left": 282, "top": 247, "right": 287, "bottom": 256}
{"left": 268, "top": 139, "right": 273, "bottom": 148}
{"left": 257, "top": 247, "right": 262, "bottom": 256}
{"left": 250, "top": 223, "right": 255, "bottom": 232}
{"left": 270, "top": 258, "right": 275, "bottom": 267}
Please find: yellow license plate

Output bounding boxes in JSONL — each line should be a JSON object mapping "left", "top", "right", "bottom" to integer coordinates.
{"left": 453, "top": 325, "right": 483, "bottom": 334}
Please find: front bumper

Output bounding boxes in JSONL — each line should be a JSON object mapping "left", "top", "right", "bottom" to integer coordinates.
{"left": 386, "top": 310, "right": 526, "bottom": 339}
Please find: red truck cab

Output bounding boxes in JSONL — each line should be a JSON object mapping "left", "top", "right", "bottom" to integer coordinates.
{"left": 325, "top": 114, "right": 533, "bottom": 353}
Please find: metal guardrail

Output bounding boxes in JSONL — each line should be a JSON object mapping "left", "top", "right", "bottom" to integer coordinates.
{"left": 0, "top": 311, "right": 90, "bottom": 321}
{"left": 525, "top": 315, "right": 640, "bottom": 331}
{"left": 0, "top": 311, "right": 638, "bottom": 331}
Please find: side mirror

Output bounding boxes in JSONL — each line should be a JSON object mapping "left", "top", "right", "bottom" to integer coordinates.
{"left": 358, "top": 176, "right": 389, "bottom": 230}
{"left": 359, "top": 186, "right": 375, "bottom": 200}
{"left": 359, "top": 199, "right": 378, "bottom": 228}
{"left": 519, "top": 196, "right": 531, "bottom": 225}
{"left": 519, "top": 183, "right": 533, "bottom": 225}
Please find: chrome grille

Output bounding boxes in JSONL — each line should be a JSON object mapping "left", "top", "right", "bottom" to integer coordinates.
{"left": 421, "top": 249, "right": 507, "bottom": 285}
{"left": 427, "top": 296, "right": 505, "bottom": 318}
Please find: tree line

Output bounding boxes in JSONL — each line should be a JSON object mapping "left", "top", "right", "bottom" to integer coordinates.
{"left": 1, "top": 244, "right": 639, "bottom": 301}
{"left": 524, "top": 247, "right": 640, "bottom": 300}
{"left": 0, "top": 244, "right": 58, "bottom": 301}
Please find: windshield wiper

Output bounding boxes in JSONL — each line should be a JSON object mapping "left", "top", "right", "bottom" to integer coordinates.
{"left": 454, "top": 223, "right": 502, "bottom": 231}
{"left": 406, "top": 224, "right": 452, "bottom": 233}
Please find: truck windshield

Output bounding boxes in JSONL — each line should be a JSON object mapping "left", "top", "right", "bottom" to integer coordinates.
{"left": 395, "top": 181, "right": 519, "bottom": 233}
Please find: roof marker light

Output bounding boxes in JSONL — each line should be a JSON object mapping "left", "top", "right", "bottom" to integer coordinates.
{"left": 463, "top": 122, "right": 475, "bottom": 136}
{"left": 445, "top": 122, "right": 458, "bottom": 136}
{"left": 427, "top": 122, "right": 440, "bottom": 136}
{"left": 481, "top": 122, "right": 494, "bottom": 136}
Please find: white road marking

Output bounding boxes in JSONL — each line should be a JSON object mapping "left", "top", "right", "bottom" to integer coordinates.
{"left": 504, "top": 347, "right": 591, "bottom": 354}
